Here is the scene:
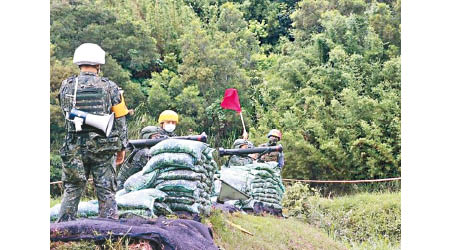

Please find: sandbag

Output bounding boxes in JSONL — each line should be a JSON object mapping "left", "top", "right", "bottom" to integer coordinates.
{"left": 149, "top": 139, "right": 207, "bottom": 161}
{"left": 143, "top": 153, "right": 195, "bottom": 174}
{"left": 124, "top": 170, "right": 158, "bottom": 192}
{"left": 169, "top": 202, "right": 201, "bottom": 214}
{"left": 158, "top": 170, "right": 207, "bottom": 182}
{"left": 157, "top": 165, "right": 209, "bottom": 175}
{"left": 116, "top": 188, "right": 167, "bottom": 217}
{"left": 156, "top": 180, "right": 201, "bottom": 193}
{"left": 50, "top": 200, "right": 99, "bottom": 221}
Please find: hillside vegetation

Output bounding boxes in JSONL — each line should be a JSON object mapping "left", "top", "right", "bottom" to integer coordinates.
{"left": 50, "top": 0, "right": 401, "bottom": 184}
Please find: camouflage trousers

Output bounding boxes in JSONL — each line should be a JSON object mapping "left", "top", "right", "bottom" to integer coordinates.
{"left": 57, "top": 135, "right": 119, "bottom": 222}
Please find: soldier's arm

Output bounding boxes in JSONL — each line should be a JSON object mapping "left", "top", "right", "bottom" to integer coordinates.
{"left": 109, "top": 81, "right": 128, "bottom": 150}
{"left": 278, "top": 151, "right": 285, "bottom": 169}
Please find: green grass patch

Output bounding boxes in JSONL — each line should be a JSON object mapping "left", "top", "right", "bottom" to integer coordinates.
{"left": 205, "top": 209, "right": 346, "bottom": 250}
{"left": 283, "top": 183, "right": 401, "bottom": 249}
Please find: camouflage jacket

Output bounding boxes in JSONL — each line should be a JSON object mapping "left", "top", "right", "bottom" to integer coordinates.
{"left": 258, "top": 143, "right": 284, "bottom": 169}
{"left": 59, "top": 71, "right": 128, "bottom": 150}
{"left": 116, "top": 147, "right": 151, "bottom": 189}
{"left": 228, "top": 155, "right": 254, "bottom": 166}
{"left": 158, "top": 128, "right": 177, "bottom": 138}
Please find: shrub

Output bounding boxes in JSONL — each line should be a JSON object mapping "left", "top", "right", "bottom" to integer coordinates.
{"left": 282, "top": 183, "right": 401, "bottom": 246}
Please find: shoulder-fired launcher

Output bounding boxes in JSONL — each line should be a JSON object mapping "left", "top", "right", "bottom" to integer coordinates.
{"left": 218, "top": 145, "right": 282, "bottom": 157}
{"left": 127, "top": 133, "right": 207, "bottom": 150}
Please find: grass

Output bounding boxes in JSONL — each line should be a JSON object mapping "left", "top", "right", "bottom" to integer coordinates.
{"left": 282, "top": 182, "right": 401, "bottom": 249}
{"left": 204, "top": 209, "right": 346, "bottom": 250}
{"left": 313, "top": 192, "right": 401, "bottom": 249}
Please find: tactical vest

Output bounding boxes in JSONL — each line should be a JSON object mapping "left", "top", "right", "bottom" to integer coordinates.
{"left": 61, "top": 75, "right": 112, "bottom": 133}
{"left": 259, "top": 143, "right": 280, "bottom": 162}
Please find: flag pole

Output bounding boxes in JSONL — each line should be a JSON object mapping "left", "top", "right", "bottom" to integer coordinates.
{"left": 239, "top": 111, "right": 246, "bottom": 134}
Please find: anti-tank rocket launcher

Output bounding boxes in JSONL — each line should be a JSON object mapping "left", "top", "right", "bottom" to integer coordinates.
{"left": 127, "top": 132, "right": 208, "bottom": 150}
{"left": 218, "top": 145, "right": 283, "bottom": 157}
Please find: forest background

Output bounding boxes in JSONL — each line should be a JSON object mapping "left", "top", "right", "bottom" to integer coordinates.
{"left": 50, "top": 0, "right": 401, "bottom": 185}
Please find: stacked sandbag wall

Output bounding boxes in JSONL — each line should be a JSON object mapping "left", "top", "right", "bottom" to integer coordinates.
{"left": 144, "top": 139, "right": 217, "bottom": 215}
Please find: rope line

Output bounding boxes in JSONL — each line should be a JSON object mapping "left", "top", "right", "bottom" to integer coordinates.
{"left": 282, "top": 177, "right": 401, "bottom": 183}
{"left": 50, "top": 177, "right": 401, "bottom": 185}
{"left": 50, "top": 179, "right": 93, "bottom": 185}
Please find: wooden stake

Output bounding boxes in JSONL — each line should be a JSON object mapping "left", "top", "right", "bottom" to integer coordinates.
{"left": 226, "top": 219, "right": 254, "bottom": 236}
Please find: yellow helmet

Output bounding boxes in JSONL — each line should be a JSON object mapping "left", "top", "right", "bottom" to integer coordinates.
{"left": 158, "top": 110, "right": 179, "bottom": 124}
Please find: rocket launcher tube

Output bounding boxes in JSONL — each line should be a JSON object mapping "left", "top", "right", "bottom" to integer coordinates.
{"left": 218, "top": 145, "right": 282, "bottom": 157}
{"left": 127, "top": 133, "right": 207, "bottom": 150}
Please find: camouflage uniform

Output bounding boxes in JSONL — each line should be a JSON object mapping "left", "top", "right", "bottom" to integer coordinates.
{"left": 159, "top": 128, "right": 177, "bottom": 138}
{"left": 229, "top": 155, "right": 254, "bottom": 166}
{"left": 228, "top": 139, "right": 255, "bottom": 167}
{"left": 258, "top": 142, "right": 284, "bottom": 169}
{"left": 57, "top": 71, "right": 128, "bottom": 222}
{"left": 116, "top": 126, "right": 165, "bottom": 189}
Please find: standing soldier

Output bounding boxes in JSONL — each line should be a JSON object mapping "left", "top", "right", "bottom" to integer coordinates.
{"left": 57, "top": 43, "right": 128, "bottom": 222}
{"left": 116, "top": 126, "right": 163, "bottom": 189}
{"left": 158, "top": 110, "right": 179, "bottom": 137}
{"left": 258, "top": 129, "right": 284, "bottom": 169}
{"left": 228, "top": 139, "right": 256, "bottom": 166}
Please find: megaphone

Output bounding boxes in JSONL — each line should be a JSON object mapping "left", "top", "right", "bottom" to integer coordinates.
{"left": 68, "top": 108, "right": 115, "bottom": 137}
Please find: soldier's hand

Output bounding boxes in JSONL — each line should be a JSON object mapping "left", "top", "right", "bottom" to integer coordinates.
{"left": 116, "top": 150, "right": 126, "bottom": 165}
{"left": 243, "top": 131, "right": 249, "bottom": 140}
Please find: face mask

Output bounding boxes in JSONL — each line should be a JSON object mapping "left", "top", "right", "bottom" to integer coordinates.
{"left": 164, "top": 123, "right": 176, "bottom": 133}
{"left": 269, "top": 138, "right": 278, "bottom": 145}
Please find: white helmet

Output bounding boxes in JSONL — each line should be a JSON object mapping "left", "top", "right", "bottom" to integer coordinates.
{"left": 73, "top": 43, "right": 105, "bottom": 65}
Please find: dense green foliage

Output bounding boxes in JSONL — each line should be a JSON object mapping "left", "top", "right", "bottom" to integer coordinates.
{"left": 282, "top": 182, "right": 401, "bottom": 248}
{"left": 50, "top": 0, "right": 401, "bottom": 181}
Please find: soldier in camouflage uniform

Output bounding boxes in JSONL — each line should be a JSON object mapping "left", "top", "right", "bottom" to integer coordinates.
{"left": 116, "top": 126, "right": 164, "bottom": 189}
{"left": 57, "top": 43, "right": 128, "bottom": 222}
{"left": 158, "top": 110, "right": 178, "bottom": 137}
{"left": 228, "top": 139, "right": 256, "bottom": 166}
{"left": 258, "top": 129, "right": 284, "bottom": 169}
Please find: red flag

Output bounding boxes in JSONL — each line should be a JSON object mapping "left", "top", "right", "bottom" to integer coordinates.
{"left": 220, "top": 88, "right": 242, "bottom": 113}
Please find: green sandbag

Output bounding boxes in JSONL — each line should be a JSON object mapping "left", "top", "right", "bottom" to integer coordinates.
{"left": 250, "top": 182, "right": 277, "bottom": 189}
{"left": 158, "top": 170, "right": 208, "bottom": 182}
{"left": 251, "top": 188, "right": 280, "bottom": 195}
{"left": 252, "top": 192, "right": 281, "bottom": 200}
{"left": 254, "top": 197, "right": 280, "bottom": 204}
{"left": 260, "top": 201, "right": 282, "bottom": 210}
{"left": 155, "top": 179, "right": 201, "bottom": 193}
{"left": 203, "top": 147, "right": 215, "bottom": 160}
{"left": 168, "top": 202, "right": 201, "bottom": 214}
{"left": 149, "top": 139, "right": 207, "bottom": 161}
{"left": 251, "top": 178, "right": 279, "bottom": 186}
{"left": 124, "top": 170, "right": 158, "bottom": 192}
{"left": 50, "top": 200, "right": 99, "bottom": 221}
{"left": 143, "top": 153, "right": 194, "bottom": 174}
{"left": 118, "top": 209, "right": 154, "bottom": 218}
{"left": 154, "top": 202, "right": 172, "bottom": 215}
{"left": 165, "top": 197, "right": 196, "bottom": 205}
{"left": 165, "top": 191, "right": 198, "bottom": 199}
{"left": 158, "top": 165, "right": 209, "bottom": 175}
{"left": 249, "top": 169, "right": 274, "bottom": 178}
{"left": 116, "top": 188, "right": 167, "bottom": 212}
